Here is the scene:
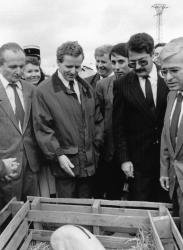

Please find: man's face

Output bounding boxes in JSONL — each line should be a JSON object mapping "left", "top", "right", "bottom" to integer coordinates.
{"left": 110, "top": 53, "right": 130, "bottom": 79}
{"left": 23, "top": 63, "right": 41, "bottom": 85}
{"left": 128, "top": 50, "right": 153, "bottom": 77}
{"left": 95, "top": 53, "right": 112, "bottom": 78}
{"left": 0, "top": 50, "right": 25, "bottom": 83}
{"left": 160, "top": 52, "right": 183, "bottom": 91}
{"left": 58, "top": 54, "right": 83, "bottom": 81}
{"left": 153, "top": 46, "right": 165, "bottom": 65}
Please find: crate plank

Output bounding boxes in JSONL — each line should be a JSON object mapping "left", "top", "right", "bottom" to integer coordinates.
{"left": 0, "top": 201, "right": 30, "bottom": 249}
{"left": 0, "top": 197, "right": 16, "bottom": 227}
{"left": 5, "top": 219, "right": 29, "bottom": 250}
{"left": 19, "top": 231, "right": 32, "bottom": 250}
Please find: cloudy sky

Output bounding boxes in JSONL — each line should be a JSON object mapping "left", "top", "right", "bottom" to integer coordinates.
{"left": 0, "top": 0, "right": 182, "bottom": 73}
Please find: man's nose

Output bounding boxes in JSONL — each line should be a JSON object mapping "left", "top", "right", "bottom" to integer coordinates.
{"left": 136, "top": 61, "right": 141, "bottom": 70}
{"left": 166, "top": 71, "right": 173, "bottom": 81}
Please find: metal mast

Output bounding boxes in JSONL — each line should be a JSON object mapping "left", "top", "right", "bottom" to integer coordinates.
{"left": 152, "top": 4, "right": 168, "bottom": 43}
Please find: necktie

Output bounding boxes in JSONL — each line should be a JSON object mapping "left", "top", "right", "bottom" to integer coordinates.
{"left": 9, "top": 83, "right": 25, "bottom": 128}
{"left": 69, "top": 80, "right": 75, "bottom": 92}
{"left": 145, "top": 76, "right": 155, "bottom": 112}
{"left": 170, "top": 93, "right": 183, "bottom": 150}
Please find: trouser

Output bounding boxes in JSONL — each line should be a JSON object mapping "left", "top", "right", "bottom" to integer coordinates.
{"left": 0, "top": 152, "right": 38, "bottom": 210}
{"left": 55, "top": 176, "right": 93, "bottom": 198}
{"left": 172, "top": 180, "right": 183, "bottom": 236}
{"left": 130, "top": 170, "right": 170, "bottom": 202}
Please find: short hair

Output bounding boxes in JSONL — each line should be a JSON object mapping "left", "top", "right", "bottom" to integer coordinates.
{"left": 154, "top": 43, "right": 166, "bottom": 49}
{"left": 57, "top": 41, "right": 84, "bottom": 63}
{"left": 0, "top": 42, "right": 25, "bottom": 66}
{"left": 25, "top": 56, "right": 40, "bottom": 66}
{"left": 94, "top": 45, "right": 113, "bottom": 58}
{"left": 159, "top": 37, "right": 183, "bottom": 63}
{"left": 109, "top": 43, "right": 128, "bottom": 59}
{"left": 127, "top": 33, "right": 154, "bottom": 55}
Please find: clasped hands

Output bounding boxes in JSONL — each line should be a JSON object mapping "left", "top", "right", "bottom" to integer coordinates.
{"left": 3, "top": 158, "right": 20, "bottom": 181}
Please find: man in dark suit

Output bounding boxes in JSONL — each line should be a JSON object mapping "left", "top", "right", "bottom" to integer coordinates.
{"left": 160, "top": 38, "right": 183, "bottom": 235}
{"left": 33, "top": 41, "right": 103, "bottom": 198}
{"left": 85, "top": 45, "right": 113, "bottom": 89}
{"left": 94, "top": 43, "right": 131, "bottom": 199}
{"left": 0, "top": 43, "right": 40, "bottom": 209}
{"left": 113, "top": 33, "right": 169, "bottom": 202}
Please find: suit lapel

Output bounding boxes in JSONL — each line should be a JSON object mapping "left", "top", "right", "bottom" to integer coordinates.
{"left": 129, "top": 73, "right": 156, "bottom": 122}
{"left": 155, "top": 74, "right": 168, "bottom": 117}
{"left": 0, "top": 81, "right": 20, "bottom": 132}
{"left": 21, "top": 82, "right": 32, "bottom": 133}
{"left": 165, "top": 92, "right": 176, "bottom": 156}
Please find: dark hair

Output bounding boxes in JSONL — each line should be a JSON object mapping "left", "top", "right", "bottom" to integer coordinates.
{"left": 109, "top": 43, "right": 128, "bottom": 59}
{"left": 127, "top": 33, "right": 154, "bottom": 55}
{"left": 25, "top": 56, "right": 40, "bottom": 66}
{"left": 94, "top": 45, "right": 112, "bottom": 58}
{"left": 0, "top": 42, "right": 25, "bottom": 66}
{"left": 154, "top": 43, "right": 166, "bottom": 49}
{"left": 57, "top": 41, "right": 84, "bottom": 63}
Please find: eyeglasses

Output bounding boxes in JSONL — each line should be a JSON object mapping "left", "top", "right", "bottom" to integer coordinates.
{"left": 128, "top": 59, "right": 148, "bottom": 69}
{"left": 160, "top": 68, "right": 180, "bottom": 78}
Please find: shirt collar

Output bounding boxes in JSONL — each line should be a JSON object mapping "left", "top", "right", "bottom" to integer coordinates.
{"left": 0, "top": 73, "right": 22, "bottom": 90}
{"left": 57, "top": 70, "right": 76, "bottom": 88}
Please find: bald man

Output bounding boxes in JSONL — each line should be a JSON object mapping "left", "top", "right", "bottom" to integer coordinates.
{"left": 159, "top": 37, "right": 183, "bottom": 235}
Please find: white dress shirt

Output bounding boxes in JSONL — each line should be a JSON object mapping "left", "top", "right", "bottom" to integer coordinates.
{"left": 138, "top": 63, "right": 158, "bottom": 106}
{"left": 58, "top": 71, "right": 81, "bottom": 103}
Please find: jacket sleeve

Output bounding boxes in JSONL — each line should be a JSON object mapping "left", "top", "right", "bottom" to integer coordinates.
{"left": 32, "top": 88, "right": 63, "bottom": 160}
{"left": 112, "top": 79, "right": 130, "bottom": 165}
{"left": 0, "top": 160, "right": 6, "bottom": 178}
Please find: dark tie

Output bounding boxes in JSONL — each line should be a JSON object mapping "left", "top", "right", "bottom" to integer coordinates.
{"left": 69, "top": 80, "right": 75, "bottom": 92}
{"left": 170, "top": 93, "right": 183, "bottom": 150}
{"left": 145, "top": 76, "right": 155, "bottom": 112}
{"left": 9, "top": 83, "right": 25, "bottom": 128}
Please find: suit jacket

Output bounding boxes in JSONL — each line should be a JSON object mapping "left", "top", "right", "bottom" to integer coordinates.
{"left": 113, "top": 70, "right": 168, "bottom": 175}
{"left": 85, "top": 73, "right": 100, "bottom": 89}
{"left": 0, "top": 80, "right": 40, "bottom": 173}
{"left": 161, "top": 91, "right": 183, "bottom": 198}
{"left": 96, "top": 75, "right": 115, "bottom": 162}
{"left": 33, "top": 71, "right": 103, "bottom": 178}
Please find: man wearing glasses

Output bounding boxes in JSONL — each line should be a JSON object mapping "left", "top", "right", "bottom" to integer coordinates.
{"left": 113, "top": 33, "right": 169, "bottom": 202}
{"left": 160, "top": 38, "right": 183, "bottom": 235}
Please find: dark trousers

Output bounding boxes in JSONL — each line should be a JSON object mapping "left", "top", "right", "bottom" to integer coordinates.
{"left": 130, "top": 170, "right": 170, "bottom": 202}
{"left": 0, "top": 153, "right": 38, "bottom": 210}
{"left": 93, "top": 158, "right": 125, "bottom": 200}
{"left": 55, "top": 176, "right": 93, "bottom": 198}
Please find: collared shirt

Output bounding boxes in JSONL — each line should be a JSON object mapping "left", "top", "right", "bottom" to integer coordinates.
{"left": 58, "top": 70, "right": 81, "bottom": 103}
{"left": 138, "top": 63, "right": 158, "bottom": 105}
{"left": 0, "top": 74, "right": 25, "bottom": 112}
{"left": 99, "top": 71, "right": 114, "bottom": 80}
{"left": 170, "top": 91, "right": 183, "bottom": 128}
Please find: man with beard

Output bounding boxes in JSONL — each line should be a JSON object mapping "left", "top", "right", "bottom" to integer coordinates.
{"left": 113, "top": 33, "right": 169, "bottom": 202}
{"left": 94, "top": 43, "right": 131, "bottom": 199}
{"left": 33, "top": 41, "right": 103, "bottom": 198}
{"left": 85, "top": 45, "right": 113, "bottom": 89}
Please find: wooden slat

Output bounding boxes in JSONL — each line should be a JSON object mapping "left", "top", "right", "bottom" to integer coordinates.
{"left": 10, "top": 201, "right": 24, "bottom": 216}
{"left": 19, "top": 231, "right": 32, "bottom": 250}
{"left": 31, "top": 229, "right": 137, "bottom": 249}
{"left": 31, "top": 197, "right": 43, "bottom": 230}
{"left": 0, "top": 201, "right": 30, "bottom": 249}
{"left": 5, "top": 219, "right": 29, "bottom": 250}
{"left": 40, "top": 203, "right": 92, "bottom": 213}
{"left": 28, "top": 210, "right": 148, "bottom": 229}
{"left": 92, "top": 199, "right": 101, "bottom": 235}
{"left": 166, "top": 208, "right": 183, "bottom": 249}
{"left": 0, "top": 197, "right": 16, "bottom": 227}
{"left": 148, "top": 211, "right": 164, "bottom": 250}
{"left": 100, "top": 207, "right": 159, "bottom": 216}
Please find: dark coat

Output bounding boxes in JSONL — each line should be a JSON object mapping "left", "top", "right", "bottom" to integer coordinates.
{"left": 85, "top": 73, "right": 100, "bottom": 89}
{"left": 113, "top": 70, "right": 168, "bottom": 175}
{"left": 33, "top": 71, "right": 103, "bottom": 178}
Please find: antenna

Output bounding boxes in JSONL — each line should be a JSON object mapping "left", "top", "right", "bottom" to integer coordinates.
{"left": 152, "top": 3, "right": 168, "bottom": 43}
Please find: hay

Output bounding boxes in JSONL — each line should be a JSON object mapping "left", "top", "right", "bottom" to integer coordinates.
{"left": 28, "top": 241, "right": 52, "bottom": 250}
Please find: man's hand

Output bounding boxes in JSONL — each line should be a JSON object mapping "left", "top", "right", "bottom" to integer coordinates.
{"left": 58, "top": 155, "right": 75, "bottom": 177}
{"left": 2, "top": 158, "right": 20, "bottom": 181}
{"left": 121, "top": 161, "right": 134, "bottom": 178}
{"left": 160, "top": 176, "right": 169, "bottom": 191}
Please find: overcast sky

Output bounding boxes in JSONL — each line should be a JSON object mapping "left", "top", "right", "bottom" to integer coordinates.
{"left": 0, "top": 0, "right": 182, "bottom": 73}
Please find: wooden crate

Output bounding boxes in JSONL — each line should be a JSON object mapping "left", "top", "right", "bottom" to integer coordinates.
{"left": 0, "top": 197, "right": 182, "bottom": 250}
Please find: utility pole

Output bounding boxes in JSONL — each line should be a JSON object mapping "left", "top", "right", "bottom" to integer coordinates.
{"left": 152, "top": 3, "right": 168, "bottom": 43}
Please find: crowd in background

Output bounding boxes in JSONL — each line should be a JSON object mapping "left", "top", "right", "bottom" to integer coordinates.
{"left": 1, "top": 33, "right": 183, "bottom": 234}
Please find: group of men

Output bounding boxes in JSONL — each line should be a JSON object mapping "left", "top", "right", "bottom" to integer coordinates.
{"left": 1, "top": 33, "right": 183, "bottom": 234}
